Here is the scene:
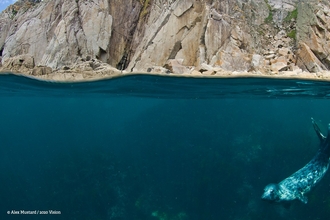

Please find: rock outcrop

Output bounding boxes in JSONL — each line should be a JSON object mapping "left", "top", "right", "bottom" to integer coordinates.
{"left": 296, "top": 1, "right": 330, "bottom": 72}
{"left": 0, "top": 0, "right": 330, "bottom": 78}
{"left": 0, "top": 0, "right": 113, "bottom": 69}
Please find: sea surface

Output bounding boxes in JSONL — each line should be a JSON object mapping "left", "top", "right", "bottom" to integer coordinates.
{"left": 2, "top": 73, "right": 330, "bottom": 220}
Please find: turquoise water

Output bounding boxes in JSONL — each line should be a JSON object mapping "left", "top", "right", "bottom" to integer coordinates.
{"left": 1, "top": 73, "right": 330, "bottom": 219}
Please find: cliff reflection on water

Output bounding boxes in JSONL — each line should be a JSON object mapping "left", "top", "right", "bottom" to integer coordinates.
{"left": 1, "top": 74, "right": 330, "bottom": 220}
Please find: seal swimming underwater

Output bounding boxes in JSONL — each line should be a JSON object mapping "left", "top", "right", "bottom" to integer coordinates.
{"left": 261, "top": 118, "right": 330, "bottom": 204}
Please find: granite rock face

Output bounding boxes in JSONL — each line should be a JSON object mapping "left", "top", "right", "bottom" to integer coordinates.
{"left": 0, "top": 0, "right": 329, "bottom": 75}
{"left": 1, "top": 0, "right": 113, "bottom": 70}
{"left": 296, "top": 1, "right": 330, "bottom": 72}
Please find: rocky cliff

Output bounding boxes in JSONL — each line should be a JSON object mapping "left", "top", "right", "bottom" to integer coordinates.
{"left": 0, "top": 0, "right": 330, "bottom": 79}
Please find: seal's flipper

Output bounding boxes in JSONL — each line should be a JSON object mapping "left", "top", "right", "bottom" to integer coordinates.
{"left": 312, "top": 118, "right": 326, "bottom": 141}
{"left": 324, "top": 123, "right": 330, "bottom": 145}
{"left": 297, "top": 194, "right": 308, "bottom": 204}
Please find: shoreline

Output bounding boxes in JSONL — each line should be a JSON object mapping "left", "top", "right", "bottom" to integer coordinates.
{"left": 1, "top": 68, "right": 330, "bottom": 83}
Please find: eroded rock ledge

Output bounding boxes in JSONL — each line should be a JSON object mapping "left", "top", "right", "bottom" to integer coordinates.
{"left": 2, "top": 53, "right": 330, "bottom": 82}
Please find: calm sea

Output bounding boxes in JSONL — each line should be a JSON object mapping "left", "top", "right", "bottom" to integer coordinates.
{"left": 1, "top": 73, "right": 330, "bottom": 220}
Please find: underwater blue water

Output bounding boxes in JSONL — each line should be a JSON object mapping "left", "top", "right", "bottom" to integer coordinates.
{"left": 1, "top": 73, "right": 330, "bottom": 220}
